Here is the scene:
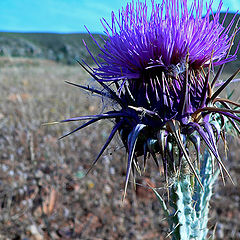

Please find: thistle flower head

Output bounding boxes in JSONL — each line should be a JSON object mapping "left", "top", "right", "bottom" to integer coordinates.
{"left": 95, "top": 0, "right": 234, "bottom": 80}
{"left": 61, "top": 0, "right": 240, "bottom": 193}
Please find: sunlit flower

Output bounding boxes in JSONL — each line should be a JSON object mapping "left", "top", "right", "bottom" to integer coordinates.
{"left": 62, "top": 0, "right": 240, "bottom": 193}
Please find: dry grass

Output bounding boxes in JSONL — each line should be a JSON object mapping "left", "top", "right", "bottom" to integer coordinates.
{"left": 0, "top": 57, "right": 239, "bottom": 239}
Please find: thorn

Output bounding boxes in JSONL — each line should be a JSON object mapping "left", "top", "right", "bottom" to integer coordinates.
{"left": 42, "top": 121, "right": 59, "bottom": 126}
{"left": 166, "top": 178, "right": 170, "bottom": 202}
{"left": 166, "top": 223, "right": 180, "bottom": 238}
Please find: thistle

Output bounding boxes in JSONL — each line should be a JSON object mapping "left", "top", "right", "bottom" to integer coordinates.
{"left": 54, "top": 0, "right": 240, "bottom": 239}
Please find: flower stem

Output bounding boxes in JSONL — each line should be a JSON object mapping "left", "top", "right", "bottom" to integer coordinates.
{"left": 155, "top": 150, "right": 219, "bottom": 239}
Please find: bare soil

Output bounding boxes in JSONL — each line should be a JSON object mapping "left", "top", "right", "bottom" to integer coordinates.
{"left": 0, "top": 57, "right": 239, "bottom": 240}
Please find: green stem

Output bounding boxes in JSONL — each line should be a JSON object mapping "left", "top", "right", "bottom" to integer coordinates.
{"left": 153, "top": 150, "right": 219, "bottom": 239}
{"left": 169, "top": 150, "right": 219, "bottom": 240}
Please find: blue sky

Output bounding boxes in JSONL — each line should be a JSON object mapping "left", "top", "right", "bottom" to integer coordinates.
{"left": 0, "top": 0, "right": 239, "bottom": 33}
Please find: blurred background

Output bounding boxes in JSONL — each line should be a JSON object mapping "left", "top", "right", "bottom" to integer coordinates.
{"left": 0, "top": 0, "right": 239, "bottom": 239}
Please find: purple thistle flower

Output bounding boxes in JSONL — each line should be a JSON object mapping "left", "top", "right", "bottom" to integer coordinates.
{"left": 61, "top": 0, "right": 240, "bottom": 193}
{"left": 94, "top": 0, "right": 235, "bottom": 81}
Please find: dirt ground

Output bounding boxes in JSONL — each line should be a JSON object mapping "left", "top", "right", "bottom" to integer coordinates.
{"left": 0, "top": 57, "right": 239, "bottom": 240}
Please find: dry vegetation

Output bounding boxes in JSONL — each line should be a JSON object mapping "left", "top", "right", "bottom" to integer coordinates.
{"left": 0, "top": 57, "right": 239, "bottom": 239}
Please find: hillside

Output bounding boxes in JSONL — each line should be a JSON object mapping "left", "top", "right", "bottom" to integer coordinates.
{"left": 0, "top": 32, "right": 106, "bottom": 65}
